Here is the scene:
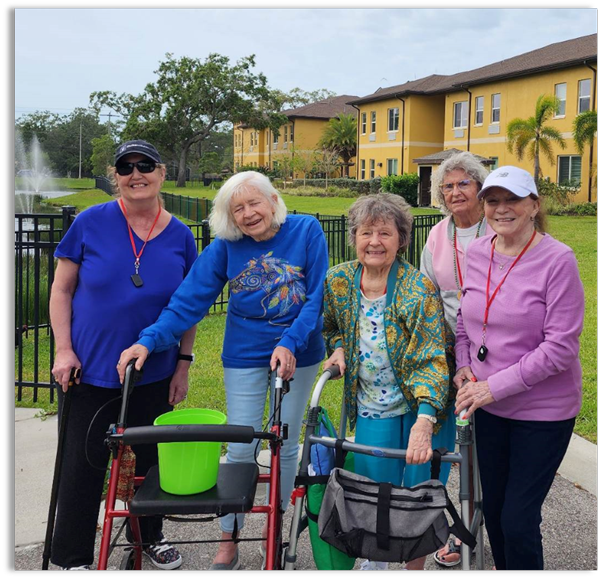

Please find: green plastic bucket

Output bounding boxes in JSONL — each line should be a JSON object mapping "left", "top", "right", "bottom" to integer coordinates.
{"left": 154, "top": 408, "right": 226, "bottom": 495}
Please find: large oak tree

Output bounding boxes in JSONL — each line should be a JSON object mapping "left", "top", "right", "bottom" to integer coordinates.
{"left": 90, "top": 53, "right": 286, "bottom": 187}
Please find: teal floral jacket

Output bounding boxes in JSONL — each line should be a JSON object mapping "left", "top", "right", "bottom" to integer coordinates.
{"left": 323, "top": 258, "right": 455, "bottom": 432}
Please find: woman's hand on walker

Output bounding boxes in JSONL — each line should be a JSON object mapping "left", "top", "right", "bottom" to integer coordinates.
{"left": 117, "top": 344, "right": 149, "bottom": 384}
{"left": 323, "top": 347, "right": 346, "bottom": 379}
{"left": 270, "top": 346, "right": 296, "bottom": 381}
{"left": 406, "top": 418, "right": 434, "bottom": 465}
{"left": 455, "top": 380, "right": 495, "bottom": 420}
{"left": 453, "top": 365, "right": 476, "bottom": 389}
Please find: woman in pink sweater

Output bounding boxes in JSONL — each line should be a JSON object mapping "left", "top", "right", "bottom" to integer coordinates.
{"left": 454, "top": 166, "right": 584, "bottom": 570}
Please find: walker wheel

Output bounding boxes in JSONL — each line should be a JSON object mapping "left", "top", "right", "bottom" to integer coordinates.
{"left": 120, "top": 549, "right": 137, "bottom": 570}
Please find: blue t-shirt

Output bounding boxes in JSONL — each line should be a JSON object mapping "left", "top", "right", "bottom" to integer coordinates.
{"left": 137, "top": 214, "right": 327, "bottom": 368}
{"left": 54, "top": 200, "right": 198, "bottom": 388}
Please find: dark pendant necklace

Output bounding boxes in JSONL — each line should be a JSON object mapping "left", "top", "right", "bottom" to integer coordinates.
{"left": 120, "top": 199, "right": 161, "bottom": 288}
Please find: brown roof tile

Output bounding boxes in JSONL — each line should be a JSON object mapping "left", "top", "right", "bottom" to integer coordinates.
{"left": 350, "top": 34, "right": 597, "bottom": 105}
{"left": 284, "top": 95, "right": 360, "bottom": 119}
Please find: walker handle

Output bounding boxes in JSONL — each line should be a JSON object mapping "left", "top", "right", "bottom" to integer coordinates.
{"left": 325, "top": 364, "right": 341, "bottom": 379}
{"left": 120, "top": 424, "right": 256, "bottom": 445}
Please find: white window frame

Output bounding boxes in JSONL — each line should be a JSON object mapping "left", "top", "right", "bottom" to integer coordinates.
{"left": 491, "top": 94, "right": 501, "bottom": 124}
{"left": 558, "top": 155, "right": 582, "bottom": 186}
{"left": 453, "top": 101, "right": 468, "bottom": 129}
{"left": 388, "top": 108, "right": 399, "bottom": 132}
{"left": 554, "top": 83, "right": 567, "bottom": 117}
{"left": 474, "top": 96, "right": 484, "bottom": 125}
{"left": 360, "top": 159, "right": 366, "bottom": 180}
{"left": 273, "top": 131, "right": 279, "bottom": 145}
{"left": 290, "top": 125, "right": 294, "bottom": 142}
{"left": 578, "top": 79, "right": 591, "bottom": 113}
{"left": 361, "top": 112, "right": 367, "bottom": 135}
{"left": 371, "top": 111, "right": 376, "bottom": 133}
{"left": 386, "top": 158, "right": 398, "bottom": 176}
{"left": 369, "top": 159, "right": 375, "bottom": 179}
{"left": 284, "top": 126, "right": 288, "bottom": 143}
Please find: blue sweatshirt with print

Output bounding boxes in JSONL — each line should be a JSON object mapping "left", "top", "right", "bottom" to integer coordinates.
{"left": 137, "top": 214, "right": 327, "bottom": 368}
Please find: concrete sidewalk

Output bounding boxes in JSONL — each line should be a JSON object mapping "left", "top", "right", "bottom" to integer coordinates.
{"left": 14, "top": 407, "right": 598, "bottom": 570}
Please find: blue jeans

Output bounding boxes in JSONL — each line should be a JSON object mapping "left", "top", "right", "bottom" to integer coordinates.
{"left": 354, "top": 409, "right": 455, "bottom": 487}
{"left": 220, "top": 363, "right": 320, "bottom": 533}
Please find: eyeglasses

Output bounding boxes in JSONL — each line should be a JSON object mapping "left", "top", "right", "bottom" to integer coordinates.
{"left": 440, "top": 179, "right": 474, "bottom": 194}
{"left": 116, "top": 161, "right": 157, "bottom": 176}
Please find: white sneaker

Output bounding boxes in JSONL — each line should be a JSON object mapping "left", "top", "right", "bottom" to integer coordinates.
{"left": 360, "top": 560, "right": 389, "bottom": 570}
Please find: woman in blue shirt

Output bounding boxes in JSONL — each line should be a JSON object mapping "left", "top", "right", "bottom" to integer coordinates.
{"left": 118, "top": 170, "right": 329, "bottom": 570}
{"left": 50, "top": 140, "right": 197, "bottom": 570}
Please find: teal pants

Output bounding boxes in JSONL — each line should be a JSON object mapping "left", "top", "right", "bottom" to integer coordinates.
{"left": 354, "top": 409, "right": 455, "bottom": 486}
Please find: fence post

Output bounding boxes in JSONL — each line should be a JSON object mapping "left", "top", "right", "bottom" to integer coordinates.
{"left": 61, "top": 206, "right": 76, "bottom": 235}
{"left": 201, "top": 220, "right": 211, "bottom": 250}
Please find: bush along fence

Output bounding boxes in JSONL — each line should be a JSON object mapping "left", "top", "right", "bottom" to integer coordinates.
{"left": 15, "top": 203, "right": 442, "bottom": 395}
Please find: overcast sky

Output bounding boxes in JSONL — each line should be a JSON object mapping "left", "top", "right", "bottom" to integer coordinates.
{"left": 14, "top": 6, "right": 597, "bottom": 120}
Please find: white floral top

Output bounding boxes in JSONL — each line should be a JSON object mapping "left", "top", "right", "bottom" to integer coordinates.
{"left": 356, "top": 292, "right": 409, "bottom": 419}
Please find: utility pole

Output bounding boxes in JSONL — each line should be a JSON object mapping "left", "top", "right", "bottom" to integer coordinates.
{"left": 78, "top": 121, "right": 82, "bottom": 179}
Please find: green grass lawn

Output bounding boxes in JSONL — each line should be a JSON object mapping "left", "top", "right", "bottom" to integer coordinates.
{"left": 23, "top": 180, "right": 597, "bottom": 442}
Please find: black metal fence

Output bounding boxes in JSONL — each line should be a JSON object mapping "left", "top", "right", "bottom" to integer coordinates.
{"left": 15, "top": 202, "right": 442, "bottom": 395}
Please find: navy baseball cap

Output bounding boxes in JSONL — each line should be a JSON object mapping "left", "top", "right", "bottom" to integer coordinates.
{"left": 114, "top": 140, "right": 162, "bottom": 164}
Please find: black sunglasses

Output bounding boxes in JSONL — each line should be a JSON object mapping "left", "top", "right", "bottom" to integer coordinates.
{"left": 116, "top": 160, "right": 157, "bottom": 176}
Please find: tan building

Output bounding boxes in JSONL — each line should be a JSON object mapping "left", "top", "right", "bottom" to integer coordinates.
{"left": 233, "top": 95, "right": 359, "bottom": 178}
{"left": 349, "top": 34, "right": 597, "bottom": 204}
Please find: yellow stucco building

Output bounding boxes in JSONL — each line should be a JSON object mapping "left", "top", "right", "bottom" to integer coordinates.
{"left": 233, "top": 95, "right": 358, "bottom": 179}
{"left": 349, "top": 34, "right": 597, "bottom": 204}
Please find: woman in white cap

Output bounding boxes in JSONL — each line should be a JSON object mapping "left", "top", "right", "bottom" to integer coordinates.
{"left": 50, "top": 140, "right": 197, "bottom": 570}
{"left": 453, "top": 165, "right": 584, "bottom": 570}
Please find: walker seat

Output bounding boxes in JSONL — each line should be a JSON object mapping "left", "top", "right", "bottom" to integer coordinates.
{"left": 129, "top": 463, "right": 259, "bottom": 516}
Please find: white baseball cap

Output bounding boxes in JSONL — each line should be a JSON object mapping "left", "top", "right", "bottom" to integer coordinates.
{"left": 478, "top": 166, "right": 538, "bottom": 199}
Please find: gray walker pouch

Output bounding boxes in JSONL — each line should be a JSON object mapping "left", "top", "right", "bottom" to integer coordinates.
{"left": 318, "top": 449, "right": 476, "bottom": 563}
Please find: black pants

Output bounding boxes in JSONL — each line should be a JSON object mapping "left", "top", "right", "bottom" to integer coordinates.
{"left": 50, "top": 379, "right": 173, "bottom": 568}
{"left": 475, "top": 409, "right": 574, "bottom": 570}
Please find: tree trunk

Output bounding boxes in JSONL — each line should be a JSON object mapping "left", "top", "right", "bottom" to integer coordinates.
{"left": 176, "top": 147, "right": 189, "bottom": 187}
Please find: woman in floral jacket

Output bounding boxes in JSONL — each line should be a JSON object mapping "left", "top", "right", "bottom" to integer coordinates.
{"left": 323, "top": 193, "right": 455, "bottom": 571}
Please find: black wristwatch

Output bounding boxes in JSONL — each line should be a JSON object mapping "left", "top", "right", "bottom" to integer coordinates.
{"left": 177, "top": 353, "right": 195, "bottom": 363}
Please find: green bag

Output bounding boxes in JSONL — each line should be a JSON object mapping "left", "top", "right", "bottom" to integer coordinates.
{"left": 305, "top": 409, "right": 356, "bottom": 570}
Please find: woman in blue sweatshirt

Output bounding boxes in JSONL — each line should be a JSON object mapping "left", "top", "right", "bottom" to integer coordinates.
{"left": 118, "top": 171, "right": 328, "bottom": 570}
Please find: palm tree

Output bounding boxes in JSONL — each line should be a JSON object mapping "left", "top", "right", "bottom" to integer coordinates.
{"left": 506, "top": 94, "right": 566, "bottom": 182}
{"left": 318, "top": 113, "right": 357, "bottom": 177}
{"left": 572, "top": 110, "right": 597, "bottom": 154}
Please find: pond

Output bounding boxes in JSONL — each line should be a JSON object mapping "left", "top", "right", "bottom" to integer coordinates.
{"left": 15, "top": 190, "right": 78, "bottom": 216}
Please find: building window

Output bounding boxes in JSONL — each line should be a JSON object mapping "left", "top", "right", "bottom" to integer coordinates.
{"left": 578, "top": 79, "right": 591, "bottom": 113}
{"left": 453, "top": 101, "right": 468, "bottom": 128}
{"left": 369, "top": 159, "right": 375, "bottom": 179}
{"left": 371, "top": 111, "right": 376, "bottom": 133}
{"left": 290, "top": 125, "right": 294, "bottom": 142}
{"left": 388, "top": 108, "right": 399, "bottom": 132}
{"left": 554, "top": 83, "right": 566, "bottom": 117}
{"left": 491, "top": 94, "right": 501, "bottom": 123}
{"left": 474, "top": 96, "right": 484, "bottom": 125}
{"left": 360, "top": 159, "right": 366, "bottom": 180}
{"left": 361, "top": 112, "right": 367, "bottom": 135}
{"left": 267, "top": 131, "right": 270, "bottom": 146}
{"left": 273, "top": 131, "right": 279, "bottom": 144}
{"left": 558, "top": 155, "right": 582, "bottom": 185}
{"left": 489, "top": 156, "right": 499, "bottom": 170}
{"left": 284, "top": 126, "right": 288, "bottom": 143}
{"left": 250, "top": 133, "right": 254, "bottom": 147}
{"left": 386, "top": 159, "right": 398, "bottom": 176}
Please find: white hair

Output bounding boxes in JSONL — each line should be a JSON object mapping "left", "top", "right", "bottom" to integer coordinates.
{"left": 209, "top": 171, "right": 287, "bottom": 241}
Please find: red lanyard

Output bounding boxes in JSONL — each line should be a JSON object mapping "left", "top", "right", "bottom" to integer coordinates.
{"left": 119, "top": 199, "right": 161, "bottom": 273}
{"left": 483, "top": 230, "right": 537, "bottom": 331}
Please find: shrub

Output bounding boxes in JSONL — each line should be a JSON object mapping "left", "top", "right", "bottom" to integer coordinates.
{"left": 545, "top": 201, "right": 597, "bottom": 216}
{"left": 536, "top": 177, "right": 578, "bottom": 205}
{"left": 380, "top": 173, "right": 420, "bottom": 206}
{"left": 282, "top": 186, "right": 360, "bottom": 198}
{"left": 369, "top": 177, "right": 382, "bottom": 195}
{"left": 291, "top": 178, "right": 371, "bottom": 194}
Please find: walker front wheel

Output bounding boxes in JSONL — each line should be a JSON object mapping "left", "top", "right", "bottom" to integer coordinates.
{"left": 119, "top": 549, "right": 137, "bottom": 570}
